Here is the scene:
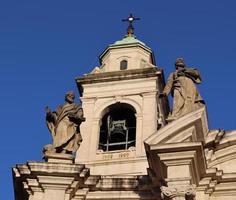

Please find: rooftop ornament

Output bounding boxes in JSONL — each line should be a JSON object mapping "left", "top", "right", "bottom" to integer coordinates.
{"left": 122, "top": 13, "right": 140, "bottom": 37}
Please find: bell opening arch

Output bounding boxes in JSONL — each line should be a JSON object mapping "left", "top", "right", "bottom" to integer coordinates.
{"left": 98, "top": 103, "right": 137, "bottom": 152}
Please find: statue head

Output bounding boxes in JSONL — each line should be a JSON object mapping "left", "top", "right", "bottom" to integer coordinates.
{"left": 65, "top": 91, "right": 75, "bottom": 103}
{"left": 175, "top": 58, "right": 185, "bottom": 69}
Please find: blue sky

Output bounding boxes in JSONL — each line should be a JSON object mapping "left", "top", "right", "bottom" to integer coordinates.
{"left": 1, "top": 1, "right": 236, "bottom": 199}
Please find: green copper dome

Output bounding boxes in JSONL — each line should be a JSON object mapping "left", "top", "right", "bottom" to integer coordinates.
{"left": 111, "top": 35, "right": 146, "bottom": 46}
{"left": 99, "top": 34, "right": 155, "bottom": 65}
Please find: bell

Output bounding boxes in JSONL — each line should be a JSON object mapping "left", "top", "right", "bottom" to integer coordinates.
{"left": 109, "top": 120, "right": 126, "bottom": 135}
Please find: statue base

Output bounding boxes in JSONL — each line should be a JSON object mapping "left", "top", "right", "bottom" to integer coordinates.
{"left": 43, "top": 152, "right": 74, "bottom": 164}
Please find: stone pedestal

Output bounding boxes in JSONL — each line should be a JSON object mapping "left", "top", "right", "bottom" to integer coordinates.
{"left": 13, "top": 155, "right": 88, "bottom": 200}
{"left": 144, "top": 108, "right": 207, "bottom": 199}
{"left": 144, "top": 106, "right": 236, "bottom": 200}
{"left": 44, "top": 152, "right": 75, "bottom": 164}
{"left": 13, "top": 154, "right": 155, "bottom": 200}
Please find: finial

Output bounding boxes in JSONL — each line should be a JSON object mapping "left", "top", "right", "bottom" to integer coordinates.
{"left": 122, "top": 14, "right": 140, "bottom": 37}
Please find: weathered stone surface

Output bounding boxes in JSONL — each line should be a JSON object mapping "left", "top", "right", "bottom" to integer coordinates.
{"left": 44, "top": 91, "right": 85, "bottom": 155}
{"left": 12, "top": 160, "right": 154, "bottom": 200}
{"left": 161, "top": 58, "right": 204, "bottom": 121}
{"left": 161, "top": 185, "right": 196, "bottom": 200}
{"left": 76, "top": 66, "right": 168, "bottom": 175}
{"left": 145, "top": 106, "right": 236, "bottom": 200}
{"left": 43, "top": 152, "right": 74, "bottom": 164}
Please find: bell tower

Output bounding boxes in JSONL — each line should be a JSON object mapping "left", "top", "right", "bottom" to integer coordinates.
{"left": 76, "top": 17, "right": 168, "bottom": 175}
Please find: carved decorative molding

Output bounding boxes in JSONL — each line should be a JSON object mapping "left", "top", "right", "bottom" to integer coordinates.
{"left": 161, "top": 185, "right": 196, "bottom": 200}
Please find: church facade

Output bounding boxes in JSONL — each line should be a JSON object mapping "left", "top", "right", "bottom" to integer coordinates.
{"left": 13, "top": 19, "right": 236, "bottom": 200}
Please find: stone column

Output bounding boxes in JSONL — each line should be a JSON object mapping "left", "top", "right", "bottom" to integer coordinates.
{"left": 141, "top": 92, "right": 158, "bottom": 154}
{"left": 161, "top": 185, "right": 196, "bottom": 200}
{"left": 76, "top": 97, "right": 95, "bottom": 162}
{"left": 88, "top": 117, "right": 101, "bottom": 160}
{"left": 135, "top": 113, "right": 143, "bottom": 156}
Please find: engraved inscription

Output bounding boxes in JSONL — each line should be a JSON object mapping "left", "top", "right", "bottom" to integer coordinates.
{"left": 118, "top": 152, "right": 129, "bottom": 159}
{"left": 103, "top": 154, "right": 113, "bottom": 160}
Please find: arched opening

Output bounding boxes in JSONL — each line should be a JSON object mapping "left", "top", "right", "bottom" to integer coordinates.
{"left": 98, "top": 103, "right": 136, "bottom": 152}
{"left": 120, "top": 60, "right": 128, "bottom": 70}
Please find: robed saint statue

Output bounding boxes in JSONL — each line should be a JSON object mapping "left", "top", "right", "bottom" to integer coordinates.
{"left": 160, "top": 58, "right": 205, "bottom": 121}
{"left": 43, "top": 91, "right": 85, "bottom": 155}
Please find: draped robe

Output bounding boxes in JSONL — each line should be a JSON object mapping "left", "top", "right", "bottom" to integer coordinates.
{"left": 46, "top": 103, "right": 83, "bottom": 153}
{"left": 163, "top": 68, "right": 204, "bottom": 120}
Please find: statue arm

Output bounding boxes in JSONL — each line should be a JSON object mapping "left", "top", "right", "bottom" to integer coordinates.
{"left": 45, "top": 107, "right": 57, "bottom": 137}
{"left": 68, "top": 107, "right": 85, "bottom": 124}
{"left": 184, "top": 68, "right": 202, "bottom": 83}
{"left": 45, "top": 106, "right": 57, "bottom": 124}
{"left": 163, "top": 73, "right": 174, "bottom": 95}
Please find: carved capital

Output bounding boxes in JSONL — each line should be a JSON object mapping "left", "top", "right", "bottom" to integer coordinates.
{"left": 161, "top": 185, "right": 196, "bottom": 200}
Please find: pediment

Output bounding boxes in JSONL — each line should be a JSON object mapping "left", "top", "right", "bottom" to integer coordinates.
{"left": 145, "top": 107, "right": 209, "bottom": 146}
{"left": 206, "top": 130, "right": 236, "bottom": 172}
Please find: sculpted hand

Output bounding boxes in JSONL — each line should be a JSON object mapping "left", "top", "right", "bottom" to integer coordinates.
{"left": 177, "top": 68, "right": 185, "bottom": 74}
{"left": 159, "top": 92, "right": 167, "bottom": 98}
{"left": 178, "top": 68, "right": 185, "bottom": 72}
{"left": 68, "top": 113, "right": 77, "bottom": 120}
{"left": 45, "top": 106, "right": 51, "bottom": 114}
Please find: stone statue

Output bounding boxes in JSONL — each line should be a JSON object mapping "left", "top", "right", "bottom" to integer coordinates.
{"left": 160, "top": 58, "right": 204, "bottom": 121}
{"left": 43, "top": 91, "right": 85, "bottom": 155}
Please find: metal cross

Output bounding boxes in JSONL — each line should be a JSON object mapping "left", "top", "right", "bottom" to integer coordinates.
{"left": 122, "top": 14, "right": 140, "bottom": 36}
